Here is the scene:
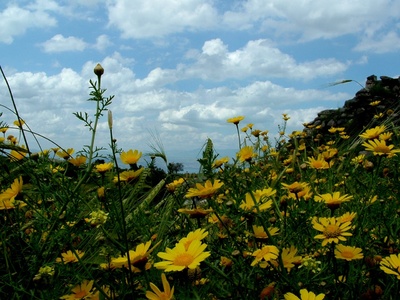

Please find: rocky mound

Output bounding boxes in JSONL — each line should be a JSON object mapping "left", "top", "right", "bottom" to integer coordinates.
{"left": 303, "top": 75, "right": 400, "bottom": 142}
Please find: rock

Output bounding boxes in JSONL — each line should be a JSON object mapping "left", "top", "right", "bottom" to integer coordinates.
{"left": 298, "top": 75, "right": 400, "bottom": 144}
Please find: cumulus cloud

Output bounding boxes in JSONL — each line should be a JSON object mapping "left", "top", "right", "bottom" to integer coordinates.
{"left": 94, "top": 34, "right": 112, "bottom": 51}
{"left": 183, "top": 39, "right": 348, "bottom": 80}
{"left": 0, "top": 4, "right": 57, "bottom": 44}
{"left": 223, "top": 0, "right": 400, "bottom": 42}
{"left": 104, "top": 0, "right": 400, "bottom": 44}
{"left": 354, "top": 31, "right": 400, "bottom": 53}
{"left": 131, "top": 38, "right": 347, "bottom": 84}
{"left": 40, "top": 34, "right": 114, "bottom": 53}
{"left": 107, "top": 0, "right": 218, "bottom": 38}
{"left": 40, "top": 34, "right": 87, "bottom": 52}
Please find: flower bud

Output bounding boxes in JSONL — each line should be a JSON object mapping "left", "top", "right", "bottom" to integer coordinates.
{"left": 94, "top": 63, "right": 104, "bottom": 77}
{"left": 108, "top": 110, "right": 113, "bottom": 129}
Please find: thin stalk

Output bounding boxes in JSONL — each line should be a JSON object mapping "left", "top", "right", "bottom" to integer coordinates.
{"left": 86, "top": 77, "right": 102, "bottom": 171}
{"left": 0, "top": 66, "right": 30, "bottom": 155}
{"left": 109, "top": 122, "right": 134, "bottom": 289}
{"left": 235, "top": 124, "right": 241, "bottom": 149}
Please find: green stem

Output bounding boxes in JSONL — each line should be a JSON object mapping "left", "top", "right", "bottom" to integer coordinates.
{"left": 235, "top": 124, "right": 241, "bottom": 149}
{"left": 109, "top": 126, "right": 134, "bottom": 289}
{"left": 0, "top": 66, "right": 31, "bottom": 155}
{"left": 86, "top": 77, "right": 102, "bottom": 171}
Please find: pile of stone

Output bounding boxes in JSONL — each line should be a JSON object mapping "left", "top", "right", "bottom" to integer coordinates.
{"left": 303, "top": 75, "right": 400, "bottom": 142}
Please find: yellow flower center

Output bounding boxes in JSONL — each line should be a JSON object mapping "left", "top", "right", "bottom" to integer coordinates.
{"left": 375, "top": 144, "right": 390, "bottom": 153}
{"left": 174, "top": 253, "right": 194, "bottom": 266}
{"left": 340, "top": 250, "right": 354, "bottom": 259}
{"left": 74, "top": 291, "right": 88, "bottom": 298}
{"left": 323, "top": 224, "right": 340, "bottom": 238}
{"left": 158, "top": 292, "right": 170, "bottom": 300}
{"left": 312, "top": 161, "right": 323, "bottom": 168}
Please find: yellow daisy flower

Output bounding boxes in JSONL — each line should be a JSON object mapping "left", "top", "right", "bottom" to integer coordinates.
{"left": 379, "top": 132, "right": 393, "bottom": 141}
{"left": 252, "top": 225, "right": 279, "bottom": 239}
{"left": 240, "top": 188, "right": 276, "bottom": 212}
{"left": 237, "top": 145, "right": 256, "bottom": 162}
{"left": 227, "top": 116, "right": 245, "bottom": 125}
{"left": 0, "top": 176, "right": 23, "bottom": 203}
{"left": 185, "top": 179, "right": 223, "bottom": 198}
{"left": 120, "top": 149, "right": 142, "bottom": 165}
{"left": 154, "top": 240, "right": 210, "bottom": 272}
{"left": 322, "top": 148, "right": 338, "bottom": 161}
{"left": 380, "top": 253, "right": 400, "bottom": 279}
{"left": 114, "top": 168, "right": 144, "bottom": 182}
{"left": 351, "top": 154, "right": 365, "bottom": 165}
{"left": 334, "top": 244, "right": 363, "bottom": 261}
{"left": 68, "top": 156, "right": 87, "bottom": 167}
{"left": 337, "top": 212, "right": 357, "bottom": 223}
{"left": 102, "top": 241, "right": 153, "bottom": 271}
{"left": 146, "top": 273, "right": 174, "bottom": 300}
{"left": 56, "top": 250, "right": 85, "bottom": 264}
{"left": 10, "top": 148, "right": 27, "bottom": 161}
{"left": 178, "top": 229, "right": 208, "bottom": 250}
{"left": 312, "top": 217, "right": 353, "bottom": 247}
{"left": 307, "top": 154, "right": 331, "bottom": 169}
{"left": 369, "top": 100, "right": 381, "bottom": 106}
{"left": 166, "top": 178, "right": 185, "bottom": 192}
{"left": 95, "top": 162, "right": 113, "bottom": 173}
{"left": 284, "top": 289, "right": 325, "bottom": 300}
{"left": 359, "top": 125, "right": 386, "bottom": 140}
{"left": 374, "top": 113, "right": 384, "bottom": 119}
{"left": 362, "top": 139, "right": 400, "bottom": 156}
{"left": 13, "top": 119, "right": 25, "bottom": 128}
{"left": 314, "top": 192, "right": 353, "bottom": 209}
{"left": 280, "top": 246, "right": 302, "bottom": 272}
{"left": 251, "top": 245, "right": 279, "bottom": 266}
{"left": 128, "top": 240, "right": 153, "bottom": 270}
{"left": 60, "top": 280, "right": 94, "bottom": 300}
{"left": 56, "top": 148, "right": 74, "bottom": 160}
{"left": 212, "top": 156, "right": 229, "bottom": 168}
{"left": 282, "top": 181, "right": 305, "bottom": 194}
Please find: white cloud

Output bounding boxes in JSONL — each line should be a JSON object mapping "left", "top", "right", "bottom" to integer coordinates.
{"left": 41, "top": 34, "right": 87, "bottom": 52}
{"left": 104, "top": 0, "right": 400, "bottom": 44}
{"left": 103, "top": 39, "right": 347, "bottom": 88}
{"left": 0, "top": 4, "right": 57, "bottom": 44}
{"left": 167, "top": 39, "right": 348, "bottom": 82}
{"left": 40, "top": 34, "right": 112, "bottom": 54}
{"left": 107, "top": 0, "right": 218, "bottom": 39}
{"left": 222, "top": 0, "right": 400, "bottom": 42}
{"left": 94, "top": 34, "right": 112, "bottom": 51}
{"left": 354, "top": 31, "right": 400, "bottom": 53}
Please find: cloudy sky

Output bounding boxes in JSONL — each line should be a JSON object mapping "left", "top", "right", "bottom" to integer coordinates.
{"left": 1, "top": 0, "right": 399, "bottom": 169}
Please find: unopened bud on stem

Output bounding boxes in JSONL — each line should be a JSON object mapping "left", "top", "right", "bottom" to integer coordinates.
{"left": 94, "top": 63, "right": 104, "bottom": 77}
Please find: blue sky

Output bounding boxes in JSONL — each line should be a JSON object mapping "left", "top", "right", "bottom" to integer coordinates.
{"left": 1, "top": 0, "right": 400, "bottom": 170}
